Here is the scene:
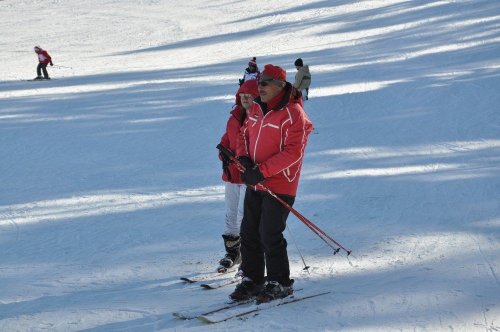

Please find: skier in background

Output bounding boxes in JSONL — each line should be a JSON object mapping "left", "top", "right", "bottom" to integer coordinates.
{"left": 239, "top": 57, "right": 260, "bottom": 86}
{"left": 34, "top": 46, "right": 53, "bottom": 80}
{"left": 217, "top": 79, "right": 260, "bottom": 272}
{"left": 293, "top": 58, "right": 311, "bottom": 100}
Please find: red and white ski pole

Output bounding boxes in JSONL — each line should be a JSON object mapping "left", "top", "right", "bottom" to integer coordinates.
{"left": 217, "top": 144, "right": 352, "bottom": 256}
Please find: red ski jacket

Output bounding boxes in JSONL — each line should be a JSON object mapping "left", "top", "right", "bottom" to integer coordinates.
{"left": 36, "top": 49, "right": 52, "bottom": 64}
{"left": 237, "top": 83, "right": 313, "bottom": 196}
{"left": 220, "top": 105, "right": 246, "bottom": 184}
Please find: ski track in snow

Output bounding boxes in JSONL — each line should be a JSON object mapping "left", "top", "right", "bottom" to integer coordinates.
{"left": 1, "top": 0, "right": 500, "bottom": 331}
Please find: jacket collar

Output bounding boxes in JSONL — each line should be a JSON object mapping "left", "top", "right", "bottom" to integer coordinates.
{"left": 255, "top": 82, "right": 295, "bottom": 114}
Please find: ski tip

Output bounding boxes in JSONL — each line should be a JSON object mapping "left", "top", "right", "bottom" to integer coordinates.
{"left": 198, "top": 315, "right": 218, "bottom": 324}
{"left": 172, "top": 312, "right": 185, "bottom": 319}
{"left": 200, "top": 284, "right": 213, "bottom": 289}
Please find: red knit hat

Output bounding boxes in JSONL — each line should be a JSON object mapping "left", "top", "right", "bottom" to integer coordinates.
{"left": 260, "top": 64, "right": 286, "bottom": 81}
{"left": 248, "top": 57, "right": 257, "bottom": 67}
{"left": 239, "top": 79, "right": 259, "bottom": 97}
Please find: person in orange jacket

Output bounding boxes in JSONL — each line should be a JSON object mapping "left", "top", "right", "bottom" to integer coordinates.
{"left": 217, "top": 80, "right": 260, "bottom": 271}
{"left": 34, "top": 46, "right": 53, "bottom": 80}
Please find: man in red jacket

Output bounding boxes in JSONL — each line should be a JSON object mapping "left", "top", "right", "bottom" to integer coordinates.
{"left": 230, "top": 64, "right": 313, "bottom": 303}
{"left": 34, "top": 46, "right": 53, "bottom": 80}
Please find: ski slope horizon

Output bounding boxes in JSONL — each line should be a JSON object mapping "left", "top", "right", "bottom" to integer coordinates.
{"left": 1, "top": 0, "right": 499, "bottom": 331}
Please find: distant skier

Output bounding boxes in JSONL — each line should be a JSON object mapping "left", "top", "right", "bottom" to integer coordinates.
{"left": 238, "top": 57, "right": 260, "bottom": 86}
{"left": 34, "top": 46, "right": 53, "bottom": 80}
{"left": 217, "top": 80, "right": 260, "bottom": 272}
{"left": 293, "top": 58, "right": 311, "bottom": 100}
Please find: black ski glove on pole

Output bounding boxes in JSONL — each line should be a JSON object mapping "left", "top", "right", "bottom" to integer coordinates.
{"left": 242, "top": 165, "right": 265, "bottom": 185}
{"left": 219, "top": 151, "right": 233, "bottom": 164}
{"left": 237, "top": 156, "right": 253, "bottom": 170}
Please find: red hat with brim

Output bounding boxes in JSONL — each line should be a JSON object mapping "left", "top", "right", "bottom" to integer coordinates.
{"left": 260, "top": 64, "right": 286, "bottom": 82}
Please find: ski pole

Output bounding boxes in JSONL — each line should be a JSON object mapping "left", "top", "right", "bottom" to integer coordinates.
{"left": 52, "top": 65, "right": 73, "bottom": 69}
{"left": 216, "top": 144, "right": 352, "bottom": 256}
{"left": 286, "top": 226, "right": 310, "bottom": 272}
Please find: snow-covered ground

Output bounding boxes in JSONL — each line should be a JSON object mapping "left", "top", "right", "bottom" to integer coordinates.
{"left": 1, "top": 0, "right": 499, "bottom": 331}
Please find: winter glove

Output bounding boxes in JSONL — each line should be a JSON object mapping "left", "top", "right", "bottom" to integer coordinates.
{"left": 222, "top": 160, "right": 232, "bottom": 181}
{"left": 219, "top": 151, "right": 233, "bottom": 165}
{"left": 237, "top": 156, "right": 253, "bottom": 170}
{"left": 242, "top": 165, "right": 265, "bottom": 185}
{"left": 50, "top": 61, "right": 53, "bottom": 66}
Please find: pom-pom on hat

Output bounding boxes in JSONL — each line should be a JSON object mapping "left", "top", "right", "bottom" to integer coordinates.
{"left": 248, "top": 57, "right": 257, "bottom": 67}
{"left": 239, "top": 79, "right": 259, "bottom": 98}
{"left": 294, "top": 58, "right": 303, "bottom": 67}
{"left": 259, "top": 64, "right": 287, "bottom": 82}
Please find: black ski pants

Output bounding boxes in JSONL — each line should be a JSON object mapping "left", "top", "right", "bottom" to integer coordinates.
{"left": 37, "top": 63, "right": 49, "bottom": 78}
{"left": 240, "top": 187, "right": 295, "bottom": 286}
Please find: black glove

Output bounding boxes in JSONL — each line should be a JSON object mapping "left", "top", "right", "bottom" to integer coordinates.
{"left": 50, "top": 62, "right": 53, "bottom": 66}
{"left": 242, "top": 165, "right": 265, "bottom": 185}
{"left": 237, "top": 156, "right": 253, "bottom": 170}
{"left": 219, "top": 152, "right": 233, "bottom": 165}
{"left": 222, "top": 160, "right": 232, "bottom": 181}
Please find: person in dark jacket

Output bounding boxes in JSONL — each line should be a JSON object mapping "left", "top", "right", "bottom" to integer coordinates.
{"left": 217, "top": 80, "right": 260, "bottom": 272}
{"left": 34, "top": 46, "right": 53, "bottom": 80}
{"left": 229, "top": 64, "right": 313, "bottom": 303}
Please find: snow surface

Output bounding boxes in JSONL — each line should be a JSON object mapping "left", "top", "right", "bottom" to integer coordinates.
{"left": 1, "top": 0, "right": 499, "bottom": 331}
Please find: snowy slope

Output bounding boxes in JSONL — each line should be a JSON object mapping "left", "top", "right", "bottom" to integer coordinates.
{"left": 1, "top": 0, "right": 499, "bottom": 331}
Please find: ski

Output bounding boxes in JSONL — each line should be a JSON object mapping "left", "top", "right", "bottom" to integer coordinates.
{"left": 198, "top": 290, "right": 331, "bottom": 324}
{"left": 172, "top": 298, "right": 254, "bottom": 320}
{"left": 25, "top": 78, "right": 56, "bottom": 81}
{"left": 180, "top": 266, "right": 238, "bottom": 283}
{"left": 200, "top": 276, "right": 242, "bottom": 289}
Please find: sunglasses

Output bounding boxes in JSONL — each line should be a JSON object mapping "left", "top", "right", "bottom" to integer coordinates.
{"left": 258, "top": 78, "right": 279, "bottom": 87}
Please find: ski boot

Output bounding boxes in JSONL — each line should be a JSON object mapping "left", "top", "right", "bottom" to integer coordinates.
{"left": 217, "top": 234, "right": 241, "bottom": 272}
{"left": 256, "top": 279, "right": 294, "bottom": 304}
{"left": 229, "top": 277, "right": 264, "bottom": 301}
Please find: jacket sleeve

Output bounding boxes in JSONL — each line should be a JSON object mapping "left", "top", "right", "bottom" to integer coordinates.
{"left": 293, "top": 70, "right": 305, "bottom": 89}
{"left": 220, "top": 130, "right": 230, "bottom": 149}
{"left": 44, "top": 51, "right": 52, "bottom": 62}
{"left": 259, "top": 107, "right": 313, "bottom": 178}
{"left": 236, "top": 118, "right": 250, "bottom": 158}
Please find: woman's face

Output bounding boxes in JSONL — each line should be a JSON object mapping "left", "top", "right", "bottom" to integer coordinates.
{"left": 240, "top": 93, "right": 255, "bottom": 111}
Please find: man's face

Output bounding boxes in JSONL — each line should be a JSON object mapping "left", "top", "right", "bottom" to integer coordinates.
{"left": 258, "top": 79, "right": 284, "bottom": 103}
